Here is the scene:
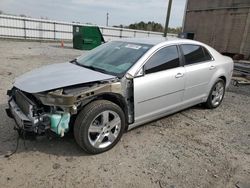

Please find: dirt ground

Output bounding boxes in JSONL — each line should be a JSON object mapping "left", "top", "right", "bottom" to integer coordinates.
{"left": 0, "top": 39, "right": 249, "bottom": 188}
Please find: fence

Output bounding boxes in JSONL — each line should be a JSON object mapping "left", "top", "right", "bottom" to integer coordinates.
{"left": 0, "top": 14, "right": 177, "bottom": 41}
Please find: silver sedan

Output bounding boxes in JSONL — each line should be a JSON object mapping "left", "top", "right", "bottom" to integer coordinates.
{"left": 6, "top": 37, "right": 234, "bottom": 154}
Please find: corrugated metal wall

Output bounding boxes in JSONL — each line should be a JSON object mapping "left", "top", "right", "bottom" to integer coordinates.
{"left": 187, "top": 0, "right": 250, "bottom": 10}
{"left": 184, "top": 0, "right": 250, "bottom": 59}
{"left": 0, "top": 15, "right": 177, "bottom": 42}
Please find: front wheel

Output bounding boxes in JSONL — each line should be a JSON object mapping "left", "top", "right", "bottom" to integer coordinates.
{"left": 205, "top": 78, "right": 225, "bottom": 109}
{"left": 74, "top": 100, "right": 125, "bottom": 154}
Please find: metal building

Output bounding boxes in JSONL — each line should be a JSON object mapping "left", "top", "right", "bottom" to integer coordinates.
{"left": 183, "top": 0, "right": 250, "bottom": 60}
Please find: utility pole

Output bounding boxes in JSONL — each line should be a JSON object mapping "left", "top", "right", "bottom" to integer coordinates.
{"left": 106, "top": 12, "right": 109, "bottom": 26}
{"left": 164, "top": 0, "right": 172, "bottom": 37}
{"left": 182, "top": 0, "right": 188, "bottom": 32}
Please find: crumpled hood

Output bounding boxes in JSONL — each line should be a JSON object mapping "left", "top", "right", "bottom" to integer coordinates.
{"left": 14, "top": 62, "right": 115, "bottom": 93}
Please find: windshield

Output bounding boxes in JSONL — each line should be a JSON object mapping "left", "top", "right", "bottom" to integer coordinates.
{"left": 76, "top": 41, "right": 152, "bottom": 77}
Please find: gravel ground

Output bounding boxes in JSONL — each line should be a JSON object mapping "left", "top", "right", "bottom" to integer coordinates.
{"left": 0, "top": 39, "right": 249, "bottom": 188}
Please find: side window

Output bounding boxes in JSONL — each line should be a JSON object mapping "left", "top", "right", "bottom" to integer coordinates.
{"left": 202, "top": 47, "right": 213, "bottom": 61}
{"left": 145, "top": 46, "right": 180, "bottom": 74}
{"left": 181, "top": 44, "right": 212, "bottom": 65}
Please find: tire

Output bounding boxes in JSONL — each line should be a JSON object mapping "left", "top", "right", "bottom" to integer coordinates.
{"left": 205, "top": 78, "right": 225, "bottom": 109}
{"left": 74, "top": 100, "right": 125, "bottom": 154}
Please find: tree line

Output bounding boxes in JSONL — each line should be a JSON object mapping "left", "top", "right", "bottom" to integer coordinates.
{"left": 114, "top": 21, "right": 182, "bottom": 34}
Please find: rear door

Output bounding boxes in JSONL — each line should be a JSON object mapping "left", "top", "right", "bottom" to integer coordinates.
{"left": 180, "top": 44, "right": 215, "bottom": 103}
{"left": 133, "top": 45, "right": 185, "bottom": 123}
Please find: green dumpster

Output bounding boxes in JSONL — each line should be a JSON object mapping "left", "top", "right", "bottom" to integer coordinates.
{"left": 73, "top": 25, "right": 105, "bottom": 50}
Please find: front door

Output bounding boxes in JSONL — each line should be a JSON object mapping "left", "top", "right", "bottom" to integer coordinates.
{"left": 133, "top": 45, "right": 185, "bottom": 124}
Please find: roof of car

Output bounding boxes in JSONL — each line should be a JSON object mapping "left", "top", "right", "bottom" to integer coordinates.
{"left": 114, "top": 37, "right": 196, "bottom": 46}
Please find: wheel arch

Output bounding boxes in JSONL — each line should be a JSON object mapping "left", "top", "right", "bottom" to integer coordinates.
{"left": 78, "top": 93, "right": 129, "bottom": 130}
{"left": 219, "top": 75, "right": 226, "bottom": 85}
{"left": 204, "top": 76, "right": 226, "bottom": 109}
{"left": 205, "top": 68, "right": 227, "bottom": 101}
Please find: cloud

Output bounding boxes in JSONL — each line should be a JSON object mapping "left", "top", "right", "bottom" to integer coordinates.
{"left": 0, "top": 0, "right": 187, "bottom": 27}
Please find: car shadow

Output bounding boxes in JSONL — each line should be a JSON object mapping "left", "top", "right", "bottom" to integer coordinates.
{"left": 0, "top": 102, "right": 207, "bottom": 158}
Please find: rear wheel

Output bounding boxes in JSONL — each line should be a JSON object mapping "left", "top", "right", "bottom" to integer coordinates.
{"left": 74, "top": 100, "right": 125, "bottom": 154}
{"left": 205, "top": 78, "right": 225, "bottom": 109}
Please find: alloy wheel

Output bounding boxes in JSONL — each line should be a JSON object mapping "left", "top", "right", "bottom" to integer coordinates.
{"left": 211, "top": 82, "right": 224, "bottom": 106}
{"left": 88, "top": 110, "right": 121, "bottom": 149}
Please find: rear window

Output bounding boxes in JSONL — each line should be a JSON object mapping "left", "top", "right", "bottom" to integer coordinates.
{"left": 181, "top": 44, "right": 212, "bottom": 65}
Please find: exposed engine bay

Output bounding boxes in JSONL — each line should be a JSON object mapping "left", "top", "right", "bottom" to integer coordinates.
{"left": 6, "top": 78, "right": 134, "bottom": 137}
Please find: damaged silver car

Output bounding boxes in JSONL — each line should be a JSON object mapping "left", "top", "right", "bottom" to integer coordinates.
{"left": 6, "top": 38, "right": 233, "bottom": 154}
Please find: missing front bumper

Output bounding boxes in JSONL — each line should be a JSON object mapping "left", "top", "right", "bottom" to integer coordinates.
{"left": 6, "top": 98, "right": 70, "bottom": 137}
{"left": 7, "top": 99, "right": 35, "bottom": 132}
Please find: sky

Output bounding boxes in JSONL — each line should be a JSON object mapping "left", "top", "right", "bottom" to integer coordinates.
{"left": 0, "top": 0, "right": 187, "bottom": 28}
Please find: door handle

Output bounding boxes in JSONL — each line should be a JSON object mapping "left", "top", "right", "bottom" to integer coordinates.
{"left": 175, "top": 73, "right": 184, "bottom": 78}
{"left": 209, "top": 65, "right": 216, "bottom": 70}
